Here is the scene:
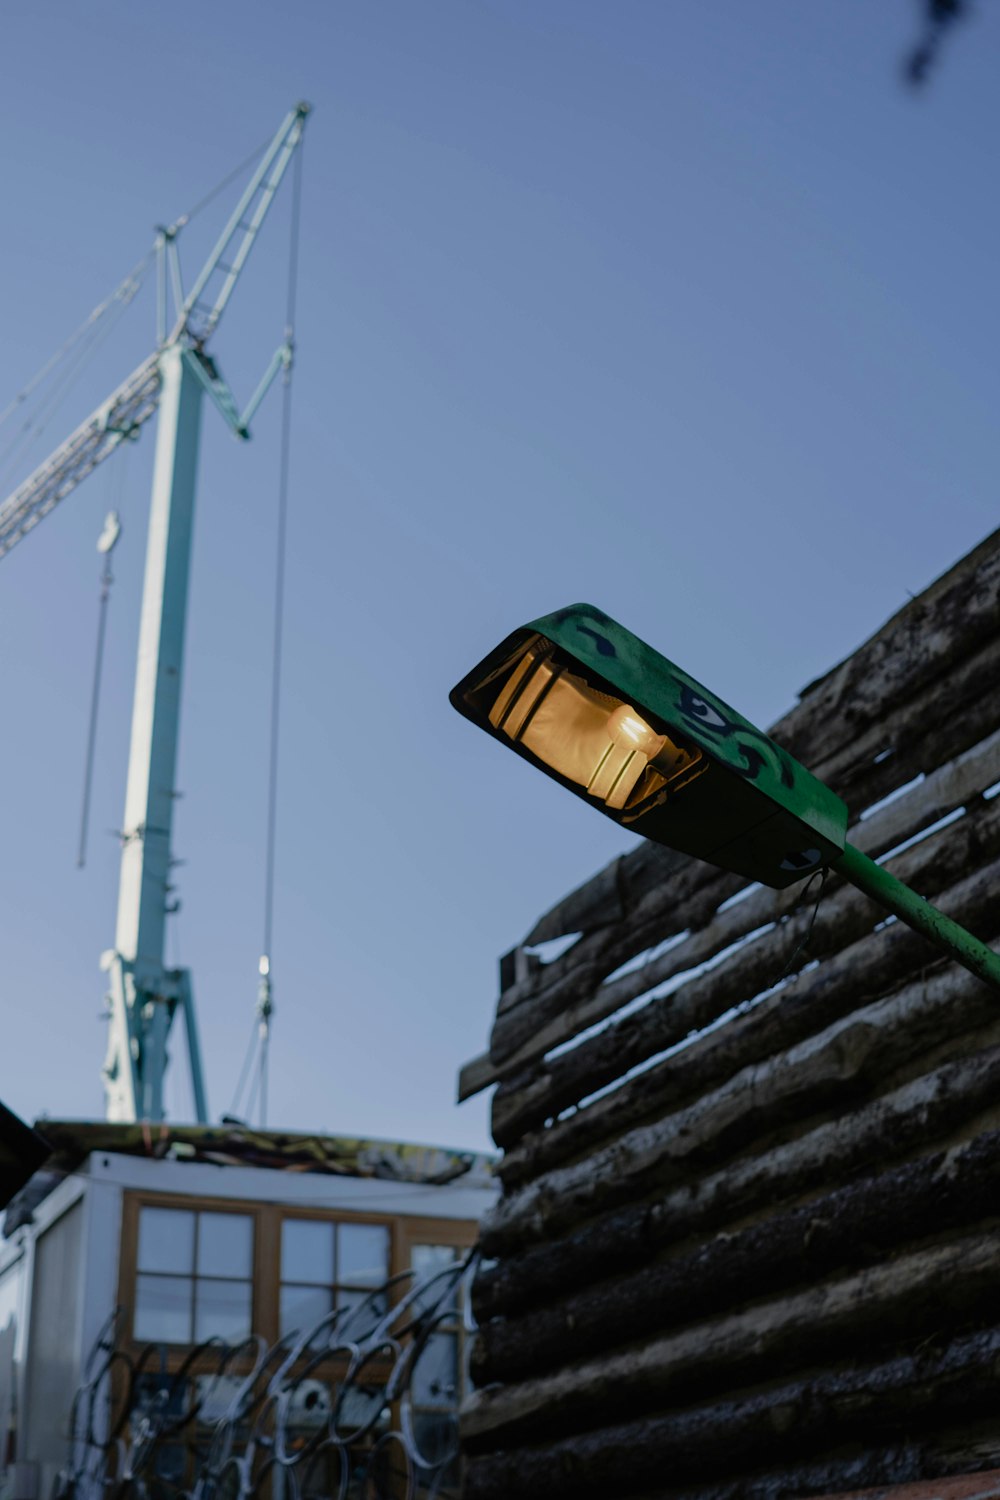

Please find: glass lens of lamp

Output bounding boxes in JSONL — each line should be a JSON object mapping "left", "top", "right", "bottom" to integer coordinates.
{"left": 488, "top": 647, "right": 693, "bottom": 813}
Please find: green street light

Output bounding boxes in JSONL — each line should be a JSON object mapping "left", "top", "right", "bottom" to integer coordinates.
{"left": 450, "top": 603, "right": 1000, "bottom": 993}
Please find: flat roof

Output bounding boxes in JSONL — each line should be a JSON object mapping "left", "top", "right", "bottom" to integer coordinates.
{"left": 32, "top": 1118, "right": 495, "bottom": 1188}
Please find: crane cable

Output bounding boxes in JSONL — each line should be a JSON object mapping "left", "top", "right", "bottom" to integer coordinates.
{"left": 0, "top": 252, "right": 153, "bottom": 434}
{"left": 0, "top": 271, "right": 147, "bottom": 492}
{"left": 76, "top": 490, "right": 126, "bottom": 870}
{"left": 0, "top": 128, "right": 273, "bottom": 484}
{"left": 174, "top": 132, "right": 275, "bottom": 232}
{"left": 229, "top": 135, "right": 304, "bottom": 1129}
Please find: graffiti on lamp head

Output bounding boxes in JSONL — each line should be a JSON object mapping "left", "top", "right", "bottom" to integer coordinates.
{"left": 550, "top": 606, "right": 619, "bottom": 659}
{"left": 574, "top": 623, "right": 617, "bottom": 658}
{"left": 675, "top": 685, "right": 797, "bottom": 790}
{"left": 559, "top": 612, "right": 826, "bottom": 875}
{"left": 563, "top": 611, "right": 796, "bottom": 792}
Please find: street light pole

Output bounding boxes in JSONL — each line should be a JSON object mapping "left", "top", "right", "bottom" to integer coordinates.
{"left": 831, "top": 841, "right": 1000, "bottom": 990}
{"left": 451, "top": 601, "right": 1000, "bottom": 996}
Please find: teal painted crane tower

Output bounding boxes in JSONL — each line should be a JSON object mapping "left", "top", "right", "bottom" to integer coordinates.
{"left": 0, "top": 103, "right": 310, "bottom": 1123}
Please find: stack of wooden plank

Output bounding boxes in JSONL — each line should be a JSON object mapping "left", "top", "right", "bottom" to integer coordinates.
{"left": 458, "top": 529, "right": 1000, "bottom": 1499}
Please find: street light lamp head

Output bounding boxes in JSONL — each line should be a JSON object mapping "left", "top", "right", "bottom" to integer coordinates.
{"left": 451, "top": 603, "right": 1000, "bottom": 995}
{"left": 450, "top": 603, "right": 848, "bottom": 890}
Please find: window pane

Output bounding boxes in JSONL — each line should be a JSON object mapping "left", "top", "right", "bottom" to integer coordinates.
{"left": 194, "top": 1278, "right": 252, "bottom": 1342}
{"left": 197, "top": 1213, "right": 253, "bottom": 1279}
{"left": 137, "top": 1208, "right": 195, "bottom": 1275}
{"left": 134, "top": 1274, "right": 192, "bottom": 1343}
{"left": 335, "top": 1361, "right": 392, "bottom": 1442}
{"left": 336, "top": 1287, "right": 388, "bottom": 1338}
{"left": 195, "top": 1374, "right": 247, "bottom": 1427}
{"left": 133, "top": 1373, "right": 187, "bottom": 1425}
{"left": 153, "top": 1444, "right": 187, "bottom": 1485}
{"left": 412, "top": 1331, "right": 458, "bottom": 1409}
{"left": 409, "top": 1245, "right": 461, "bottom": 1318}
{"left": 410, "top": 1411, "right": 459, "bottom": 1470}
{"left": 282, "top": 1220, "right": 334, "bottom": 1285}
{"left": 338, "top": 1223, "right": 389, "bottom": 1287}
{"left": 280, "top": 1283, "right": 333, "bottom": 1341}
{"left": 410, "top": 1244, "right": 457, "bottom": 1278}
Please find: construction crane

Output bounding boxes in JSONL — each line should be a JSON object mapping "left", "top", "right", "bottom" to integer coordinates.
{"left": 0, "top": 102, "right": 310, "bottom": 1124}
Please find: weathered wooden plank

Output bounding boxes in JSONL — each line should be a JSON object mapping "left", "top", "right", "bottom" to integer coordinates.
{"left": 493, "top": 814, "right": 1000, "bottom": 1154}
{"left": 473, "top": 1128, "right": 1000, "bottom": 1387}
{"left": 809, "top": 1470, "right": 1000, "bottom": 1500}
{"left": 482, "top": 957, "right": 1000, "bottom": 1254}
{"left": 460, "top": 729, "right": 1000, "bottom": 1104}
{"left": 850, "top": 725, "right": 1000, "bottom": 858}
{"left": 521, "top": 852, "right": 629, "bottom": 946}
{"left": 459, "top": 534, "right": 1000, "bottom": 1500}
{"left": 788, "top": 632, "right": 1000, "bottom": 821}
{"left": 496, "top": 853, "right": 1000, "bottom": 1176}
{"left": 492, "top": 825, "right": 986, "bottom": 1131}
{"left": 494, "top": 857, "right": 735, "bottom": 1025}
{"left": 809, "top": 1464, "right": 1000, "bottom": 1500}
{"left": 476, "top": 1044, "right": 1000, "bottom": 1321}
{"left": 472, "top": 1444, "right": 1000, "bottom": 1500}
{"left": 462, "top": 1228, "right": 1000, "bottom": 1447}
{"left": 490, "top": 531, "right": 1000, "bottom": 966}
{"left": 489, "top": 707, "right": 1000, "bottom": 1082}
{"left": 457, "top": 1050, "right": 496, "bottom": 1103}
{"left": 468, "top": 1441, "right": 929, "bottom": 1500}
{"left": 666, "top": 1447, "right": 926, "bottom": 1500}
{"left": 658, "top": 1447, "right": 926, "bottom": 1500}
{"left": 464, "top": 1327, "right": 1000, "bottom": 1498}
{"left": 775, "top": 527, "right": 1000, "bottom": 767}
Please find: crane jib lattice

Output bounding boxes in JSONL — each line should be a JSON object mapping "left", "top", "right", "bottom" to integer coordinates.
{"left": 0, "top": 356, "right": 161, "bottom": 559}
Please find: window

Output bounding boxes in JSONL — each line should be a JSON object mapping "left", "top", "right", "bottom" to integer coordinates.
{"left": 118, "top": 1198, "right": 478, "bottom": 1499}
{"left": 122, "top": 1197, "right": 477, "bottom": 1356}
{"left": 279, "top": 1218, "right": 390, "bottom": 1340}
{"left": 404, "top": 1243, "right": 467, "bottom": 1476}
{"left": 134, "top": 1207, "right": 253, "bottom": 1344}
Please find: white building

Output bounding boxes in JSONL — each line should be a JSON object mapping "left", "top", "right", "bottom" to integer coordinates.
{"left": 0, "top": 1120, "right": 496, "bottom": 1499}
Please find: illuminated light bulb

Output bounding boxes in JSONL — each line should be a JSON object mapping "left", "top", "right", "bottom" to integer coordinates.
{"left": 587, "top": 704, "right": 667, "bottom": 810}
{"left": 606, "top": 704, "right": 666, "bottom": 757}
{"left": 487, "top": 649, "right": 682, "bottom": 814}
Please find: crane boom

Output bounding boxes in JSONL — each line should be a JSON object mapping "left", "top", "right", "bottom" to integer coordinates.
{"left": 176, "top": 102, "right": 309, "bottom": 346}
{"left": 0, "top": 354, "right": 161, "bottom": 560}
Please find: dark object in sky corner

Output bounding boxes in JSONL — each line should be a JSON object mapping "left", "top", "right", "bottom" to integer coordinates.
{"left": 905, "top": 0, "right": 970, "bottom": 86}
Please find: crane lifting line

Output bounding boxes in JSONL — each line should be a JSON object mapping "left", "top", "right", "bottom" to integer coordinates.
{"left": 76, "top": 497, "right": 125, "bottom": 870}
{"left": 230, "top": 134, "right": 305, "bottom": 1131}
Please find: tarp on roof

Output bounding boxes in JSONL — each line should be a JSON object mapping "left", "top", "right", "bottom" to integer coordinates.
{"left": 32, "top": 1118, "right": 495, "bottom": 1186}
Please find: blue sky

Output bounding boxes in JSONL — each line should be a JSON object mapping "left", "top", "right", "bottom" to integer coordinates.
{"left": 0, "top": 2, "right": 996, "bottom": 1152}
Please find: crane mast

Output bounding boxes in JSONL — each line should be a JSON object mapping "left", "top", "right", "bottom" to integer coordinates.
{"left": 0, "top": 103, "right": 309, "bottom": 1123}
{"left": 102, "top": 342, "right": 207, "bottom": 1122}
